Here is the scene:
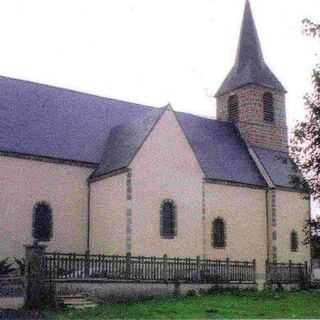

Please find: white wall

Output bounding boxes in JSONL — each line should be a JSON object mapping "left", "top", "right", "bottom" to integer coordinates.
{"left": 90, "top": 172, "right": 127, "bottom": 255}
{"left": 0, "top": 156, "right": 91, "bottom": 259}
{"left": 130, "top": 109, "right": 204, "bottom": 257}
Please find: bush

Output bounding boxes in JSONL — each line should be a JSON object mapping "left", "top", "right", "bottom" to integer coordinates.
{"left": 0, "top": 258, "right": 16, "bottom": 276}
{"left": 14, "top": 258, "right": 26, "bottom": 276}
{"left": 186, "top": 289, "right": 197, "bottom": 297}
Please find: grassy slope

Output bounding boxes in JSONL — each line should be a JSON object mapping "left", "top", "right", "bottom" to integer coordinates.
{"left": 47, "top": 291, "right": 320, "bottom": 319}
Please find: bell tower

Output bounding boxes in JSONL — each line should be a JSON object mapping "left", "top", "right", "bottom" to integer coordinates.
{"left": 216, "top": 0, "right": 288, "bottom": 152}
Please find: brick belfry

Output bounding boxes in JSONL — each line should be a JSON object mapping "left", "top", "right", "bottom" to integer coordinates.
{"left": 215, "top": 0, "right": 288, "bottom": 152}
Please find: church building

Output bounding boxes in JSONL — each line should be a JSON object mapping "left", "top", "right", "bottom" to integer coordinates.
{"left": 0, "top": 1, "right": 310, "bottom": 278}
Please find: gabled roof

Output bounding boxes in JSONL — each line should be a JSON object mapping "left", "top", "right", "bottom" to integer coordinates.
{"left": 0, "top": 75, "right": 296, "bottom": 189}
{"left": 216, "top": 0, "right": 286, "bottom": 96}
{"left": 252, "top": 147, "right": 297, "bottom": 189}
{"left": 91, "top": 106, "right": 267, "bottom": 187}
{"left": 91, "top": 106, "right": 166, "bottom": 178}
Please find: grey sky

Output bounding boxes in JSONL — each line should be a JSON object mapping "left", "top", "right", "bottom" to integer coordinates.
{"left": 0, "top": 0, "right": 319, "bottom": 134}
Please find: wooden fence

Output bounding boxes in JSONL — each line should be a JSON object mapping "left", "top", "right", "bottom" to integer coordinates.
{"left": 42, "top": 252, "right": 256, "bottom": 284}
{"left": 265, "top": 260, "right": 309, "bottom": 284}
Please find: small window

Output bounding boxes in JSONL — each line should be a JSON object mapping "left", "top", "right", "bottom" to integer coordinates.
{"left": 212, "top": 218, "right": 226, "bottom": 248}
{"left": 290, "top": 231, "right": 298, "bottom": 252}
{"left": 263, "top": 92, "right": 274, "bottom": 122}
{"left": 32, "top": 201, "right": 53, "bottom": 242}
{"left": 160, "top": 200, "right": 177, "bottom": 239}
{"left": 228, "top": 95, "right": 239, "bottom": 122}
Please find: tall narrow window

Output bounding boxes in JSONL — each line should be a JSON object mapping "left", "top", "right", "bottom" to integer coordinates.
{"left": 32, "top": 201, "right": 53, "bottom": 242}
{"left": 228, "top": 95, "right": 239, "bottom": 122}
{"left": 290, "top": 231, "right": 298, "bottom": 252}
{"left": 263, "top": 92, "right": 274, "bottom": 122}
{"left": 212, "top": 218, "right": 226, "bottom": 248}
{"left": 160, "top": 200, "right": 177, "bottom": 239}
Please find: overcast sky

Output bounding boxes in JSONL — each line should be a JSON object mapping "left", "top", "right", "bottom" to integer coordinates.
{"left": 0, "top": 0, "right": 319, "bottom": 134}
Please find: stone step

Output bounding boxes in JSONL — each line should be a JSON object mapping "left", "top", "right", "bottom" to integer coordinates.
{"left": 63, "top": 299, "right": 93, "bottom": 305}
{"left": 71, "top": 304, "right": 97, "bottom": 310}
{"left": 57, "top": 294, "right": 97, "bottom": 310}
{"left": 58, "top": 294, "right": 87, "bottom": 299}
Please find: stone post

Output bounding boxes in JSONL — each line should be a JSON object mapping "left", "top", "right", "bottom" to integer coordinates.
{"left": 24, "top": 243, "right": 47, "bottom": 309}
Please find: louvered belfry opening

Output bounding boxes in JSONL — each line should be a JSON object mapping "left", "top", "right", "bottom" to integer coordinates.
{"left": 263, "top": 92, "right": 274, "bottom": 122}
{"left": 228, "top": 95, "right": 239, "bottom": 122}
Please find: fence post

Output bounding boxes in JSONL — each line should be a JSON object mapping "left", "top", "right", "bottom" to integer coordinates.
{"left": 84, "top": 250, "right": 90, "bottom": 278}
{"left": 226, "top": 258, "right": 230, "bottom": 282}
{"left": 126, "top": 252, "right": 131, "bottom": 280}
{"left": 265, "top": 260, "right": 269, "bottom": 284}
{"left": 24, "top": 243, "right": 48, "bottom": 309}
{"left": 253, "top": 259, "right": 256, "bottom": 283}
{"left": 304, "top": 261, "right": 308, "bottom": 278}
{"left": 289, "top": 260, "right": 292, "bottom": 282}
{"left": 304, "top": 261, "right": 310, "bottom": 288}
{"left": 163, "top": 254, "right": 168, "bottom": 282}
{"left": 196, "top": 256, "right": 201, "bottom": 282}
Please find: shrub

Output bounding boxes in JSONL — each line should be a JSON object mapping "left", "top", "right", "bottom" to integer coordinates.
{"left": 186, "top": 289, "right": 197, "bottom": 297}
{"left": 0, "top": 258, "right": 16, "bottom": 276}
{"left": 14, "top": 258, "right": 26, "bottom": 276}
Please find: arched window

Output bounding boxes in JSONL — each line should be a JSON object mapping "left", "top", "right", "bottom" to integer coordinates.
{"left": 212, "top": 218, "right": 226, "bottom": 248}
{"left": 290, "top": 231, "right": 298, "bottom": 252}
{"left": 263, "top": 92, "right": 274, "bottom": 122}
{"left": 160, "top": 200, "right": 177, "bottom": 239}
{"left": 32, "top": 201, "right": 53, "bottom": 242}
{"left": 228, "top": 95, "right": 239, "bottom": 122}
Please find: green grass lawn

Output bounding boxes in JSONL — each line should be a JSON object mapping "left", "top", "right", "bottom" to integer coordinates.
{"left": 47, "top": 290, "right": 320, "bottom": 319}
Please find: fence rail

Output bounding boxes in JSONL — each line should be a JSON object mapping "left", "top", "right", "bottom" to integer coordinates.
{"left": 42, "top": 252, "right": 256, "bottom": 284}
{"left": 266, "top": 260, "right": 309, "bottom": 284}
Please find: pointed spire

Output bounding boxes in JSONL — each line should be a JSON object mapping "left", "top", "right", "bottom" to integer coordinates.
{"left": 216, "top": 0, "right": 286, "bottom": 97}
{"left": 234, "top": 0, "right": 264, "bottom": 71}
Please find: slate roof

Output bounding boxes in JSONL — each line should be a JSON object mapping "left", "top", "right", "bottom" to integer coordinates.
{"left": 176, "top": 112, "right": 266, "bottom": 187}
{"left": 216, "top": 0, "right": 286, "bottom": 96}
{"left": 253, "top": 147, "right": 297, "bottom": 189}
{"left": 0, "top": 74, "right": 298, "bottom": 188}
{"left": 91, "top": 106, "right": 267, "bottom": 186}
{"left": 0, "top": 76, "right": 155, "bottom": 164}
{"left": 91, "top": 107, "right": 166, "bottom": 178}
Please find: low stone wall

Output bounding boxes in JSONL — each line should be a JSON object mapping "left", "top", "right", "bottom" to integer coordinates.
{"left": 55, "top": 280, "right": 257, "bottom": 303}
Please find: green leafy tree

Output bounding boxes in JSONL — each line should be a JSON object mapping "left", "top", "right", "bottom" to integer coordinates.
{"left": 291, "top": 19, "right": 320, "bottom": 252}
{"left": 291, "top": 19, "right": 320, "bottom": 199}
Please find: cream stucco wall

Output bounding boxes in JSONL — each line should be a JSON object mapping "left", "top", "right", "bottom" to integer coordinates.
{"left": 276, "top": 190, "right": 310, "bottom": 263}
{"left": 130, "top": 109, "right": 204, "bottom": 258}
{"left": 90, "top": 172, "right": 127, "bottom": 255}
{"left": 205, "top": 183, "right": 267, "bottom": 273}
{"left": 0, "top": 156, "right": 91, "bottom": 260}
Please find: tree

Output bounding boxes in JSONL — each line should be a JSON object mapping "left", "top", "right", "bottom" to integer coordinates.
{"left": 290, "top": 19, "right": 320, "bottom": 200}
{"left": 303, "top": 217, "right": 320, "bottom": 258}
{"left": 291, "top": 19, "right": 320, "bottom": 253}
